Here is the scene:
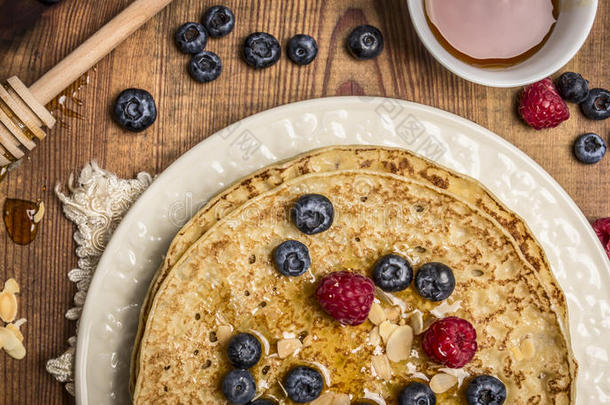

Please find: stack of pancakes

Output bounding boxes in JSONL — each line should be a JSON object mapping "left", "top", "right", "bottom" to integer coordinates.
{"left": 131, "top": 146, "right": 576, "bottom": 404}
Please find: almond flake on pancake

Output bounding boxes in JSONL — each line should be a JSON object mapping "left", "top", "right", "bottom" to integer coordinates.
{"left": 406, "top": 362, "right": 429, "bottom": 381}
{"left": 438, "top": 367, "right": 470, "bottom": 387}
{"left": 430, "top": 300, "right": 462, "bottom": 318}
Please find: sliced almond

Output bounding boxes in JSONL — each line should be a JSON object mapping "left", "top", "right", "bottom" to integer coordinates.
{"left": 386, "top": 325, "right": 413, "bottom": 363}
{"left": 520, "top": 338, "right": 535, "bottom": 359}
{"left": 216, "top": 325, "right": 233, "bottom": 345}
{"left": 6, "top": 324, "right": 23, "bottom": 342}
{"left": 331, "top": 393, "right": 350, "bottom": 405}
{"left": 0, "top": 328, "right": 25, "bottom": 360}
{"left": 0, "top": 291, "right": 17, "bottom": 323}
{"left": 384, "top": 306, "right": 401, "bottom": 323}
{"left": 372, "top": 354, "right": 392, "bottom": 380}
{"left": 0, "top": 322, "right": 25, "bottom": 359}
{"left": 438, "top": 367, "right": 470, "bottom": 387}
{"left": 310, "top": 393, "right": 334, "bottom": 405}
{"left": 375, "top": 287, "right": 394, "bottom": 306}
{"left": 378, "top": 320, "right": 398, "bottom": 344}
{"left": 430, "top": 300, "right": 462, "bottom": 318}
{"left": 3, "top": 278, "right": 19, "bottom": 294}
{"left": 310, "top": 392, "right": 350, "bottom": 405}
{"left": 0, "top": 327, "right": 20, "bottom": 351}
{"left": 302, "top": 335, "right": 313, "bottom": 347}
{"left": 410, "top": 310, "right": 424, "bottom": 335}
{"left": 5, "top": 339, "right": 26, "bottom": 360}
{"left": 368, "top": 327, "right": 381, "bottom": 346}
{"left": 368, "top": 303, "right": 386, "bottom": 325}
{"left": 277, "top": 338, "right": 302, "bottom": 359}
{"left": 33, "top": 202, "right": 45, "bottom": 223}
{"left": 430, "top": 372, "right": 458, "bottom": 394}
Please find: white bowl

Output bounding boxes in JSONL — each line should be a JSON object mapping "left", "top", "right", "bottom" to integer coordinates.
{"left": 407, "top": 0, "right": 598, "bottom": 88}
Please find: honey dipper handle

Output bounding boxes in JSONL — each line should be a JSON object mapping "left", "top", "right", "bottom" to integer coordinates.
{"left": 28, "top": 0, "right": 174, "bottom": 105}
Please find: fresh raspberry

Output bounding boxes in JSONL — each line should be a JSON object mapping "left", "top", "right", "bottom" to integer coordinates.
{"left": 592, "top": 218, "right": 610, "bottom": 259}
{"left": 315, "top": 271, "right": 375, "bottom": 326}
{"left": 519, "top": 78, "right": 570, "bottom": 130}
{"left": 422, "top": 316, "right": 477, "bottom": 368}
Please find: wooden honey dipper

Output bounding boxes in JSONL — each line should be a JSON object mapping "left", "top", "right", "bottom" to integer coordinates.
{"left": 0, "top": 0, "right": 175, "bottom": 167}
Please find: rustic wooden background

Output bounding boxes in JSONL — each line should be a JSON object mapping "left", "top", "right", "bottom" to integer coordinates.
{"left": 0, "top": 0, "right": 608, "bottom": 403}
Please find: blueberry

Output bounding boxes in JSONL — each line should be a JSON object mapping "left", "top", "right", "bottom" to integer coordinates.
{"left": 38, "top": 0, "right": 61, "bottom": 4}
{"left": 465, "top": 375, "right": 507, "bottom": 405}
{"left": 573, "top": 133, "right": 606, "bottom": 164}
{"left": 398, "top": 382, "right": 436, "bottom": 405}
{"left": 243, "top": 32, "right": 281, "bottom": 69}
{"left": 113, "top": 89, "right": 157, "bottom": 132}
{"left": 273, "top": 240, "right": 311, "bottom": 277}
{"left": 189, "top": 51, "right": 222, "bottom": 83}
{"left": 175, "top": 22, "right": 208, "bottom": 54}
{"left": 249, "top": 399, "right": 276, "bottom": 405}
{"left": 287, "top": 34, "right": 318, "bottom": 65}
{"left": 226, "top": 333, "right": 262, "bottom": 369}
{"left": 221, "top": 369, "right": 256, "bottom": 405}
{"left": 347, "top": 25, "right": 384, "bottom": 60}
{"left": 415, "top": 262, "right": 456, "bottom": 301}
{"left": 372, "top": 254, "right": 413, "bottom": 292}
{"left": 581, "top": 88, "right": 610, "bottom": 120}
{"left": 284, "top": 366, "right": 324, "bottom": 403}
{"left": 555, "top": 72, "right": 589, "bottom": 103}
{"left": 291, "top": 194, "right": 334, "bottom": 235}
{"left": 202, "top": 5, "right": 235, "bottom": 38}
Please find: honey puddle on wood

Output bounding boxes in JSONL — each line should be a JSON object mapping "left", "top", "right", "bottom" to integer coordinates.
{"left": 3, "top": 198, "right": 40, "bottom": 245}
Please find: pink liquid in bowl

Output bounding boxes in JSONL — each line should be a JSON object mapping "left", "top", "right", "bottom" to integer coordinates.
{"left": 425, "top": 0, "right": 557, "bottom": 61}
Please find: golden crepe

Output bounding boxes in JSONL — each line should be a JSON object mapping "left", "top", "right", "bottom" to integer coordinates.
{"left": 133, "top": 164, "right": 576, "bottom": 403}
{"left": 131, "top": 146, "right": 571, "bottom": 390}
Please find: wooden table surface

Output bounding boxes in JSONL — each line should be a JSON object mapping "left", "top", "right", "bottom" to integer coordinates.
{"left": 0, "top": 0, "right": 608, "bottom": 403}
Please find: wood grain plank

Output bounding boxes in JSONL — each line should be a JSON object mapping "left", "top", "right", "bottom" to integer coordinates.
{"left": 0, "top": 0, "right": 608, "bottom": 403}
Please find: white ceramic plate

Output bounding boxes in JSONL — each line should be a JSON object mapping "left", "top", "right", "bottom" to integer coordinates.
{"left": 75, "top": 97, "right": 610, "bottom": 404}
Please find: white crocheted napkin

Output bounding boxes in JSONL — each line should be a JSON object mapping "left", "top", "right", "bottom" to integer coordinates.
{"left": 46, "top": 162, "right": 152, "bottom": 395}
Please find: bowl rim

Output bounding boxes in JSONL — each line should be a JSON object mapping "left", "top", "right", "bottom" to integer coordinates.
{"left": 406, "top": 0, "right": 599, "bottom": 88}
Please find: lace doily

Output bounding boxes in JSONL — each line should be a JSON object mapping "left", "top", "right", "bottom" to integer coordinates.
{"left": 46, "top": 162, "right": 152, "bottom": 395}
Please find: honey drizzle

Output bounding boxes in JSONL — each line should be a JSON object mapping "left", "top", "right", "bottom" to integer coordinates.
{"left": 425, "top": 0, "right": 560, "bottom": 68}
{"left": 47, "top": 72, "right": 91, "bottom": 127}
